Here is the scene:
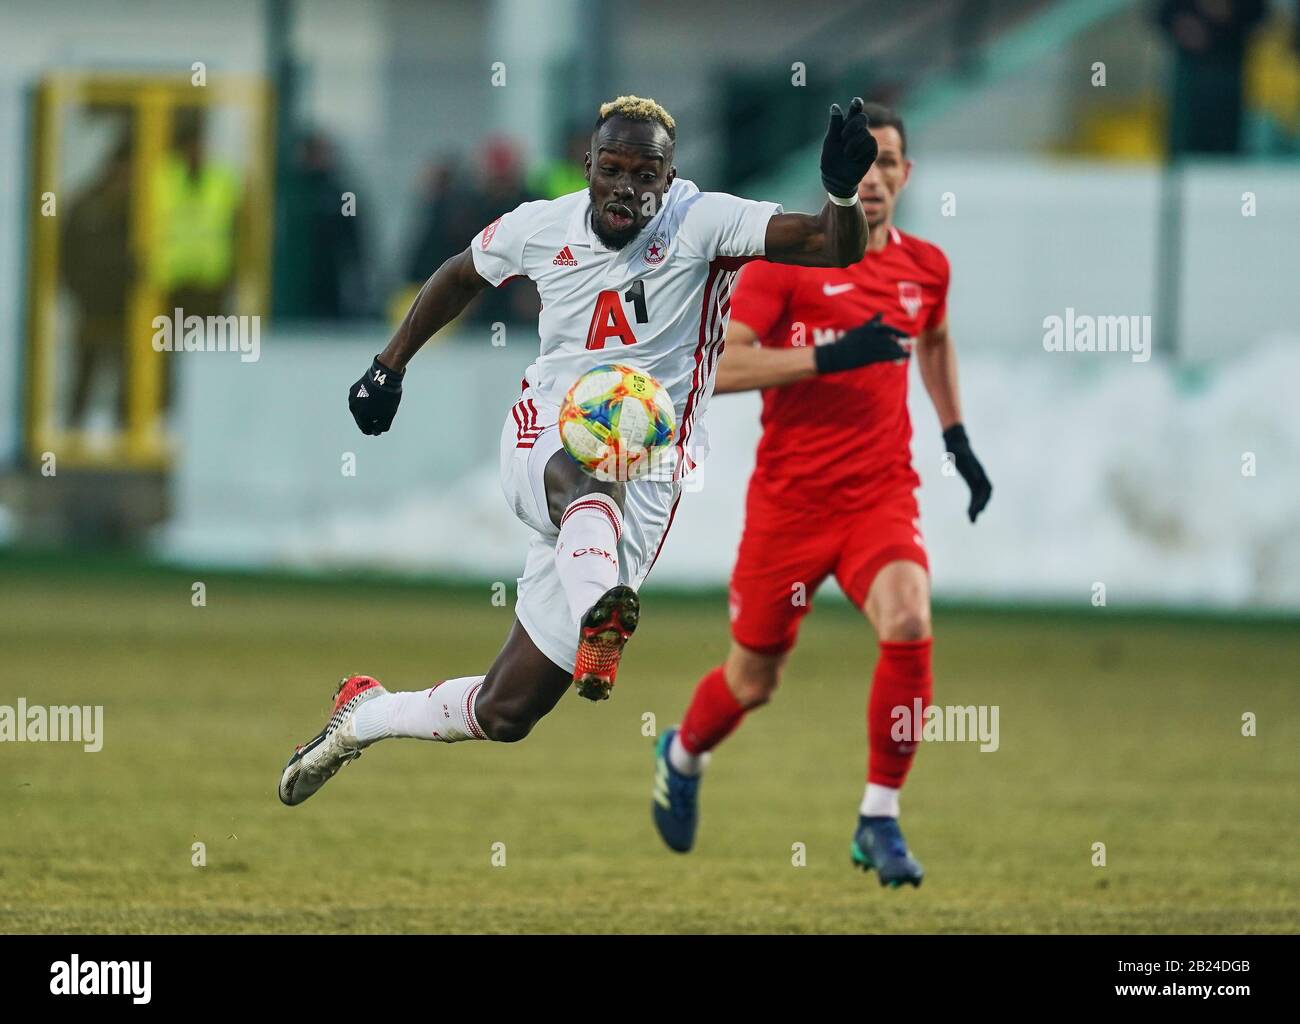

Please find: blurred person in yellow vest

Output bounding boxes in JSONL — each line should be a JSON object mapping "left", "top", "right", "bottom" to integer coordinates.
{"left": 527, "top": 125, "right": 589, "bottom": 200}
{"left": 1245, "top": 6, "right": 1300, "bottom": 150}
{"left": 150, "top": 109, "right": 243, "bottom": 406}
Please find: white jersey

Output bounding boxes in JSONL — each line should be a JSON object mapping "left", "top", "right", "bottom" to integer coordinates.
{"left": 471, "top": 179, "right": 781, "bottom": 478}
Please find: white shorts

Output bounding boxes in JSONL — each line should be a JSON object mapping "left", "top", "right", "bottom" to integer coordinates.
{"left": 499, "top": 389, "right": 682, "bottom": 673}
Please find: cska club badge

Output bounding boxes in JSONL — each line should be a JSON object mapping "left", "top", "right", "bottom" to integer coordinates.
{"left": 644, "top": 233, "right": 668, "bottom": 266}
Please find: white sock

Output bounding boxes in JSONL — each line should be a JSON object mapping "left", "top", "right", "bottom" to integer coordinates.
{"left": 861, "top": 782, "right": 901, "bottom": 818}
{"left": 353, "top": 675, "right": 487, "bottom": 745}
{"left": 554, "top": 494, "right": 623, "bottom": 623}
{"left": 668, "top": 732, "right": 710, "bottom": 776}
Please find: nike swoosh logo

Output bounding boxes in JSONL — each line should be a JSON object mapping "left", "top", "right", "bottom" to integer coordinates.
{"left": 822, "top": 282, "right": 855, "bottom": 296}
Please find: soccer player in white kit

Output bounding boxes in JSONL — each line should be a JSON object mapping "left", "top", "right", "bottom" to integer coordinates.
{"left": 279, "top": 95, "right": 878, "bottom": 807}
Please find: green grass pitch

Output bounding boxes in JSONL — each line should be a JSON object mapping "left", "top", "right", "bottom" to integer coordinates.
{"left": 1, "top": 553, "right": 1296, "bottom": 933}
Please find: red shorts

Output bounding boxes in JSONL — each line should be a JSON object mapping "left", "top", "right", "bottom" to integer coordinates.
{"left": 728, "top": 487, "right": 929, "bottom": 656}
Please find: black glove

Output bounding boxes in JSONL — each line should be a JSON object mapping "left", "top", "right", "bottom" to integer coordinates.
{"left": 943, "top": 423, "right": 992, "bottom": 523}
{"left": 348, "top": 355, "right": 404, "bottom": 435}
{"left": 814, "top": 313, "right": 910, "bottom": 375}
{"left": 820, "top": 96, "right": 878, "bottom": 199}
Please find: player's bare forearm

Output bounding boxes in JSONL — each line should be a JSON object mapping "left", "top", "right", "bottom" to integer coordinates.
{"left": 379, "top": 248, "right": 489, "bottom": 371}
{"left": 763, "top": 201, "right": 867, "bottom": 268}
{"left": 714, "top": 333, "right": 816, "bottom": 394}
{"left": 917, "top": 320, "right": 962, "bottom": 429}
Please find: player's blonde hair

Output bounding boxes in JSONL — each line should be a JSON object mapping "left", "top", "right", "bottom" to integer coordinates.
{"left": 595, "top": 95, "right": 676, "bottom": 141}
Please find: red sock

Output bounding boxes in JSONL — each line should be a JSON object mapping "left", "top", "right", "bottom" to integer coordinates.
{"left": 679, "top": 665, "right": 747, "bottom": 755}
{"left": 867, "top": 638, "right": 933, "bottom": 788}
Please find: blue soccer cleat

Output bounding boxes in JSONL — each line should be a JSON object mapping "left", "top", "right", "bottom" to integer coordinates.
{"left": 851, "top": 815, "right": 924, "bottom": 887}
{"left": 652, "top": 727, "right": 702, "bottom": 853}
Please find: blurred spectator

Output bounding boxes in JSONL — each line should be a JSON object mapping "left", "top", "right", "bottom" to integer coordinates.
{"left": 62, "top": 127, "right": 134, "bottom": 429}
{"left": 404, "top": 156, "right": 461, "bottom": 286}
{"left": 276, "top": 129, "right": 368, "bottom": 319}
{"left": 400, "top": 137, "right": 539, "bottom": 330}
{"left": 528, "top": 125, "right": 589, "bottom": 199}
{"left": 462, "top": 137, "right": 540, "bottom": 326}
{"left": 1158, "top": 0, "right": 1268, "bottom": 155}
{"left": 467, "top": 137, "right": 538, "bottom": 326}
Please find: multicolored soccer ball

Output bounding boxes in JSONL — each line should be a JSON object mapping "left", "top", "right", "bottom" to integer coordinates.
{"left": 559, "top": 364, "right": 676, "bottom": 481}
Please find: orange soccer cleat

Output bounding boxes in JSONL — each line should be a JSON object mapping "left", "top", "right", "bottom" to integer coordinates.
{"left": 572, "top": 585, "right": 640, "bottom": 701}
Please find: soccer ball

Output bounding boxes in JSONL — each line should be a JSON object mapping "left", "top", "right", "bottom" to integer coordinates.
{"left": 559, "top": 364, "right": 675, "bottom": 481}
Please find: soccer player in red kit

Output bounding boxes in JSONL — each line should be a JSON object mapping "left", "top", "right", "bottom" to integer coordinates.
{"left": 652, "top": 103, "right": 992, "bottom": 886}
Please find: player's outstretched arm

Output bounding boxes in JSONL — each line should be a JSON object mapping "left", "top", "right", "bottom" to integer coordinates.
{"left": 347, "top": 248, "right": 490, "bottom": 435}
{"left": 917, "top": 318, "right": 992, "bottom": 522}
{"left": 714, "top": 315, "right": 911, "bottom": 395}
{"left": 713, "top": 322, "right": 815, "bottom": 394}
{"left": 763, "top": 98, "right": 875, "bottom": 268}
{"left": 380, "top": 248, "right": 489, "bottom": 372}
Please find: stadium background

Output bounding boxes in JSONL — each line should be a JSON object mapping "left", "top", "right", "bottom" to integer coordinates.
{"left": 0, "top": 0, "right": 1297, "bottom": 934}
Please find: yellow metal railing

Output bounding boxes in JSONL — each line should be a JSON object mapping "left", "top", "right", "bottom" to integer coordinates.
{"left": 26, "top": 71, "right": 274, "bottom": 471}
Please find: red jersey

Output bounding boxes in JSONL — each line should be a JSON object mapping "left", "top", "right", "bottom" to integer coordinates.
{"left": 729, "top": 225, "right": 950, "bottom": 508}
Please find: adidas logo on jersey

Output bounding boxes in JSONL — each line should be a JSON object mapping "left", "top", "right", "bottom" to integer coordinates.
{"left": 553, "top": 245, "right": 578, "bottom": 267}
{"left": 356, "top": 385, "right": 369, "bottom": 398}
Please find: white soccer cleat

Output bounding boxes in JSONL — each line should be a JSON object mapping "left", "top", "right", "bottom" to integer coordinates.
{"left": 278, "top": 675, "right": 386, "bottom": 806}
